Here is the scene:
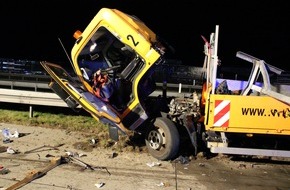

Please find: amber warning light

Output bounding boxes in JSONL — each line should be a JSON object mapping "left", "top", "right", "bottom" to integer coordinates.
{"left": 73, "top": 30, "right": 82, "bottom": 40}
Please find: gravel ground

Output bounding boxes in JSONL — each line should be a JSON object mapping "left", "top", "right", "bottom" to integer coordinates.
{"left": 1, "top": 123, "right": 290, "bottom": 190}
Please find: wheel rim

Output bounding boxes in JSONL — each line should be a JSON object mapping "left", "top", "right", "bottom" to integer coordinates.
{"left": 147, "top": 129, "right": 164, "bottom": 150}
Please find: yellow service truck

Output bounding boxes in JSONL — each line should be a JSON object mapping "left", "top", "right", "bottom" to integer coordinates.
{"left": 41, "top": 8, "right": 290, "bottom": 160}
{"left": 199, "top": 26, "right": 290, "bottom": 157}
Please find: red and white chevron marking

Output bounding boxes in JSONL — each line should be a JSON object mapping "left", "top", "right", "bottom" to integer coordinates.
{"left": 213, "top": 100, "right": 230, "bottom": 127}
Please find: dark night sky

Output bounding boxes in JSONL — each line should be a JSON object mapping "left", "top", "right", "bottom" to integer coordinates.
{"left": 0, "top": 0, "right": 290, "bottom": 71}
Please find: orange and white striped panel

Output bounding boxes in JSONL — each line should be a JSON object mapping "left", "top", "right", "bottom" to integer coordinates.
{"left": 213, "top": 100, "right": 230, "bottom": 127}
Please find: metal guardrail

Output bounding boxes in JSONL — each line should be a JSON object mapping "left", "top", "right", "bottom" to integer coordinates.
{"left": 0, "top": 80, "right": 201, "bottom": 108}
{"left": 0, "top": 89, "right": 68, "bottom": 107}
{"left": 0, "top": 75, "right": 67, "bottom": 107}
{"left": 0, "top": 80, "right": 50, "bottom": 91}
{"left": 0, "top": 72, "right": 50, "bottom": 81}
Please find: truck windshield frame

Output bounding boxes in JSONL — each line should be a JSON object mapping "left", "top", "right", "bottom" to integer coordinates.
{"left": 77, "top": 26, "right": 137, "bottom": 78}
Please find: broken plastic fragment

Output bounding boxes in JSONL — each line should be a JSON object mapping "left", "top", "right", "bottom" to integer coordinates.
{"left": 65, "top": 151, "right": 79, "bottom": 157}
{"left": 2, "top": 128, "right": 9, "bottom": 137}
{"left": 95, "top": 182, "right": 105, "bottom": 188}
{"left": 146, "top": 162, "right": 161, "bottom": 167}
{"left": 1, "top": 128, "right": 19, "bottom": 143}
{"left": 157, "top": 182, "right": 164, "bottom": 187}
{"left": 91, "top": 138, "right": 96, "bottom": 144}
{"left": 9, "top": 129, "right": 19, "bottom": 138}
{"left": 6, "top": 147, "right": 17, "bottom": 154}
{"left": 1, "top": 128, "right": 10, "bottom": 143}
{"left": 78, "top": 153, "right": 87, "bottom": 157}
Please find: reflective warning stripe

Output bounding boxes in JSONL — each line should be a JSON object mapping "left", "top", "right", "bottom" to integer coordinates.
{"left": 213, "top": 100, "right": 230, "bottom": 127}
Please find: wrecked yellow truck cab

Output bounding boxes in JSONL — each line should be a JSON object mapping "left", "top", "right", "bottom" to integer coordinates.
{"left": 41, "top": 8, "right": 179, "bottom": 160}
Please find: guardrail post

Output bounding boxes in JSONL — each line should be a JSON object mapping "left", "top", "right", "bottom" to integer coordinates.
{"left": 162, "top": 81, "right": 167, "bottom": 98}
{"left": 29, "top": 106, "right": 33, "bottom": 118}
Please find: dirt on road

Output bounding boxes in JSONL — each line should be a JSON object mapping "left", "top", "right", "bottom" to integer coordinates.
{"left": 1, "top": 123, "right": 290, "bottom": 190}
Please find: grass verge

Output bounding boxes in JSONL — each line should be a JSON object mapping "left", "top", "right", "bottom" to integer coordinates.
{"left": 0, "top": 104, "right": 146, "bottom": 153}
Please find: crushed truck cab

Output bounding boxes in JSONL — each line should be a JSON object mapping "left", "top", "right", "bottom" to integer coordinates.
{"left": 41, "top": 8, "right": 180, "bottom": 160}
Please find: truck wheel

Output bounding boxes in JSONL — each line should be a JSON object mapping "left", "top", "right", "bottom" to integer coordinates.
{"left": 145, "top": 117, "right": 180, "bottom": 161}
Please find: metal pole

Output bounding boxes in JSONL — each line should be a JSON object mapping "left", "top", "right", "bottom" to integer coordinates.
{"left": 29, "top": 106, "right": 33, "bottom": 118}
{"left": 162, "top": 81, "right": 167, "bottom": 98}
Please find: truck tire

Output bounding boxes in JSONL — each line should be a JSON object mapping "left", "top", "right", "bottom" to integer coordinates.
{"left": 145, "top": 117, "right": 180, "bottom": 161}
